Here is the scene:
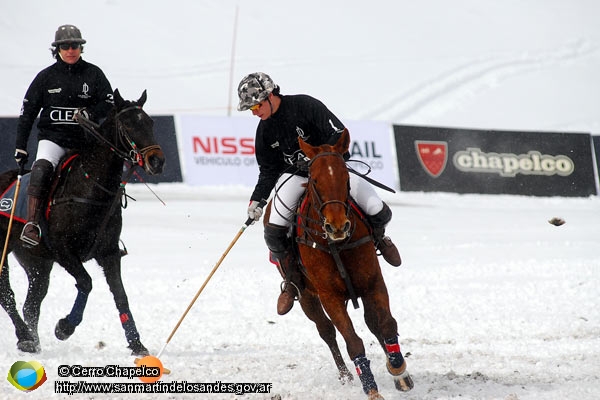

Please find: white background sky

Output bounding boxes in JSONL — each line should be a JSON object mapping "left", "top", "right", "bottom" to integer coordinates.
{"left": 1, "top": 2, "right": 599, "bottom": 400}
{"left": 1, "top": 1, "right": 599, "bottom": 133}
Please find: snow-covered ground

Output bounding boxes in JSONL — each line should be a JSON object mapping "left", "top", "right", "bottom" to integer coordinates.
{"left": 1, "top": 186, "right": 599, "bottom": 400}
{"left": 1, "top": 1, "right": 600, "bottom": 399}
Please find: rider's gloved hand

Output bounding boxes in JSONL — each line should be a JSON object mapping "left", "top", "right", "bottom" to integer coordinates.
{"left": 295, "top": 155, "right": 310, "bottom": 172}
{"left": 247, "top": 200, "right": 264, "bottom": 223}
{"left": 14, "top": 149, "right": 28, "bottom": 167}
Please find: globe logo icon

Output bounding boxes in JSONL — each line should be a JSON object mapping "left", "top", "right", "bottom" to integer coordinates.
{"left": 7, "top": 361, "right": 47, "bottom": 392}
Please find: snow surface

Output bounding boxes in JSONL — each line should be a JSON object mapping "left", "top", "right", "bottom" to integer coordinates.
{"left": 1, "top": 1, "right": 600, "bottom": 400}
{"left": 1, "top": 187, "right": 599, "bottom": 400}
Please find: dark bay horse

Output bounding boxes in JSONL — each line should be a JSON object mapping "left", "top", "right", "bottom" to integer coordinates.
{"left": 266, "top": 130, "right": 413, "bottom": 399}
{"left": 0, "top": 89, "right": 165, "bottom": 356}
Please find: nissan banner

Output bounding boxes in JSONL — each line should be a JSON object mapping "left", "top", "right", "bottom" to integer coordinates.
{"left": 180, "top": 116, "right": 398, "bottom": 190}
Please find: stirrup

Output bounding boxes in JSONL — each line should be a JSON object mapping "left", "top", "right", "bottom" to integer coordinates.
{"left": 20, "top": 222, "right": 42, "bottom": 247}
{"left": 279, "top": 280, "right": 302, "bottom": 301}
{"left": 119, "top": 239, "right": 128, "bottom": 257}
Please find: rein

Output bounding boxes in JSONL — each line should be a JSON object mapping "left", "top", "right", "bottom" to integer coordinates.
{"left": 305, "top": 151, "right": 351, "bottom": 236}
{"left": 82, "top": 167, "right": 135, "bottom": 261}
{"left": 78, "top": 106, "right": 159, "bottom": 167}
{"left": 297, "top": 150, "right": 372, "bottom": 309}
{"left": 52, "top": 105, "right": 152, "bottom": 260}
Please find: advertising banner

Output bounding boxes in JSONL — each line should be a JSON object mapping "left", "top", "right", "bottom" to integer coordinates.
{"left": 593, "top": 135, "right": 600, "bottom": 190}
{"left": 344, "top": 120, "right": 398, "bottom": 191}
{"left": 0, "top": 116, "right": 182, "bottom": 183}
{"left": 394, "top": 125, "right": 597, "bottom": 197}
{"left": 179, "top": 116, "right": 259, "bottom": 186}
{"left": 179, "top": 116, "right": 398, "bottom": 190}
{"left": 130, "top": 115, "right": 183, "bottom": 183}
{"left": 0, "top": 118, "right": 38, "bottom": 173}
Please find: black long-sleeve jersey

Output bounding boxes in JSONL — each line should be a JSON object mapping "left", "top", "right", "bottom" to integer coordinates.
{"left": 16, "top": 56, "right": 113, "bottom": 151}
{"left": 250, "top": 94, "right": 346, "bottom": 202}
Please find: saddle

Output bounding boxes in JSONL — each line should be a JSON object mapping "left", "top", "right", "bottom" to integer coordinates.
{"left": 0, "top": 155, "right": 80, "bottom": 235}
{"left": 0, "top": 174, "right": 31, "bottom": 224}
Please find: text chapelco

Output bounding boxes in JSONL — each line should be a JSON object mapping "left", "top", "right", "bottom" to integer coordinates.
{"left": 453, "top": 147, "right": 574, "bottom": 177}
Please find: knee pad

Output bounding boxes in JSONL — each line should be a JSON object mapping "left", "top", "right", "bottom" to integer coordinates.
{"left": 27, "top": 159, "right": 54, "bottom": 197}
{"left": 368, "top": 202, "right": 392, "bottom": 228}
{"left": 264, "top": 223, "right": 290, "bottom": 254}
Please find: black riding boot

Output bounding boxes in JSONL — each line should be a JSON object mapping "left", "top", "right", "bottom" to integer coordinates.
{"left": 368, "top": 202, "right": 402, "bottom": 267}
{"left": 264, "top": 223, "right": 302, "bottom": 315}
{"left": 20, "top": 160, "right": 53, "bottom": 247}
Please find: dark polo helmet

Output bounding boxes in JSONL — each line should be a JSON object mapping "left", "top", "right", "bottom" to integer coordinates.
{"left": 52, "top": 24, "right": 86, "bottom": 46}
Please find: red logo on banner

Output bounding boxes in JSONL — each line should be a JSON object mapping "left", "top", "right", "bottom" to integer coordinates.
{"left": 415, "top": 141, "right": 448, "bottom": 177}
{"left": 192, "top": 137, "right": 255, "bottom": 155}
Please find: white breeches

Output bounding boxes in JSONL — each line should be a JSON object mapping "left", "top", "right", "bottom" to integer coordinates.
{"left": 35, "top": 140, "right": 67, "bottom": 168}
{"left": 267, "top": 172, "right": 384, "bottom": 227}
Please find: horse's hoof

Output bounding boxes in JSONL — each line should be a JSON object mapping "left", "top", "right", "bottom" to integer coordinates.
{"left": 17, "top": 340, "right": 40, "bottom": 353}
{"left": 55, "top": 318, "right": 76, "bottom": 341}
{"left": 392, "top": 371, "right": 414, "bottom": 392}
{"left": 128, "top": 339, "right": 149, "bottom": 356}
{"left": 338, "top": 369, "right": 354, "bottom": 384}
{"left": 367, "top": 389, "right": 385, "bottom": 400}
{"left": 387, "top": 359, "right": 414, "bottom": 392}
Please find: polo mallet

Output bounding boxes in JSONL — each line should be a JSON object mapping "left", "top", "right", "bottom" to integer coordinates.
{"left": 134, "top": 199, "right": 267, "bottom": 371}
{"left": 1, "top": 164, "right": 25, "bottom": 276}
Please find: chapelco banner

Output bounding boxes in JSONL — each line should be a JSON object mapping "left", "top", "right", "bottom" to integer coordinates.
{"left": 394, "top": 125, "right": 597, "bottom": 197}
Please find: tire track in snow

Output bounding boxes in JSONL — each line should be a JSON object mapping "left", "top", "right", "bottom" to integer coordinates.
{"left": 362, "top": 39, "right": 598, "bottom": 123}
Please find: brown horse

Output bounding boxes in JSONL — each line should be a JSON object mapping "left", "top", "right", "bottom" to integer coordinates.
{"left": 265, "top": 129, "right": 413, "bottom": 399}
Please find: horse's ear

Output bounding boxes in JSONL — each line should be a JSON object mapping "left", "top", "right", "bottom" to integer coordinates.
{"left": 137, "top": 90, "right": 147, "bottom": 107}
{"left": 298, "top": 137, "right": 317, "bottom": 159}
{"left": 334, "top": 128, "right": 351, "bottom": 154}
{"left": 113, "top": 89, "right": 125, "bottom": 108}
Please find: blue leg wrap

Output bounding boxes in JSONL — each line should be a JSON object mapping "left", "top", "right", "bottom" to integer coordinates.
{"left": 353, "top": 355, "right": 378, "bottom": 394}
{"left": 67, "top": 291, "right": 89, "bottom": 326}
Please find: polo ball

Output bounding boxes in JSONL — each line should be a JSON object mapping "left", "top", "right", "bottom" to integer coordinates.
{"left": 135, "top": 355, "right": 163, "bottom": 383}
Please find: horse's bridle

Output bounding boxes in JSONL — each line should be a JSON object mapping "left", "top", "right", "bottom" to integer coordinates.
{"left": 78, "top": 105, "right": 158, "bottom": 169}
{"left": 301, "top": 150, "right": 368, "bottom": 310}
{"left": 67, "top": 105, "right": 158, "bottom": 261}
{"left": 112, "top": 106, "right": 160, "bottom": 168}
{"left": 307, "top": 152, "right": 350, "bottom": 217}
{"left": 304, "top": 151, "right": 354, "bottom": 239}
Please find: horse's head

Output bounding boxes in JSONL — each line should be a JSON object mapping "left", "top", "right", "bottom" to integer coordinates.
{"left": 299, "top": 129, "right": 352, "bottom": 242}
{"left": 104, "top": 89, "right": 166, "bottom": 175}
